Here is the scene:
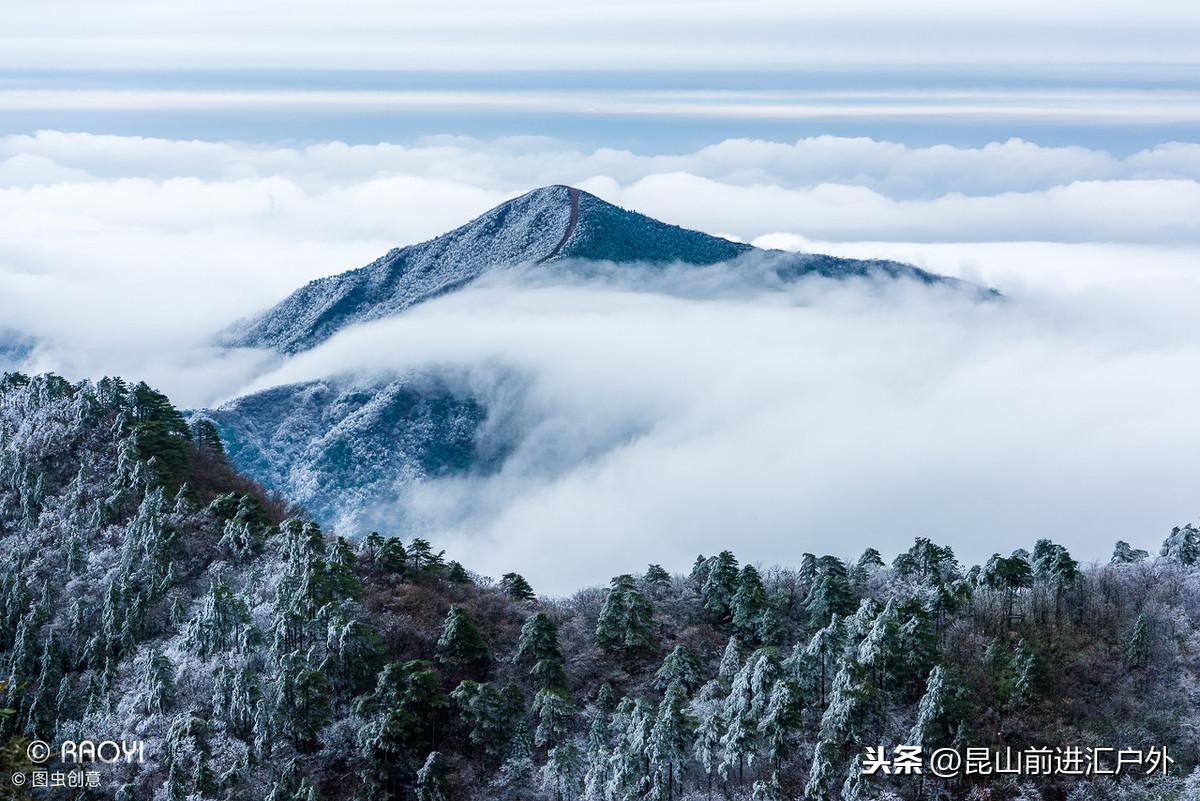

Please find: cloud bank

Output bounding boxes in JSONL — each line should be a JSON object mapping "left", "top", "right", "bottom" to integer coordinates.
{"left": 2, "top": 131, "right": 1199, "bottom": 592}
{"left": 238, "top": 262, "right": 1200, "bottom": 593}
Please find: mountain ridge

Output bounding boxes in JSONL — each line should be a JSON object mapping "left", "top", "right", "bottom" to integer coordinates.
{"left": 223, "top": 185, "right": 956, "bottom": 355}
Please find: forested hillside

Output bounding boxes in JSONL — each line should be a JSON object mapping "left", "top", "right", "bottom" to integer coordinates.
{"left": 1, "top": 372, "right": 1198, "bottom": 801}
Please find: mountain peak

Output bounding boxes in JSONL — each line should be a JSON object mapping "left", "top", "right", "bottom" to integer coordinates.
{"left": 225, "top": 185, "right": 749, "bottom": 353}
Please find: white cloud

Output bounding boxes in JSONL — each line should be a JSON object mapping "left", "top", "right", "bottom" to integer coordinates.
{"left": 4, "top": 131, "right": 1200, "bottom": 412}
{"left": 231, "top": 262, "right": 1200, "bottom": 593}
{"left": 3, "top": 130, "right": 1200, "bottom": 593}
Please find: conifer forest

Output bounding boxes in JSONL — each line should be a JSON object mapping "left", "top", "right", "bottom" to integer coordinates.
{"left": 1, "top": 372, "right": 1198, "bottom": 801}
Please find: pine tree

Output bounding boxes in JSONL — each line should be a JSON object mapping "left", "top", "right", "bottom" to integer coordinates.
{"left": 757, "top": 677, "right": 801, "bottom": 768}
{"left": 1161, "top": 525, "right": 1200, "bottom": 565}
{"left": 184, "top": 575, "right": 250, "bottom": 660}
{"left": 647, "top": 681, "right": 693, "bottom": 801}
{"left": 450, "top": 680, "right": 521, "bottom": 761}
{"left": 437, "top": 605, "right": 490, "bottom": 678}
{"left": 541, "top": 742, "right": 583, "bottom": 801}
{"left": 594, "top": 575, "right": 656, "bottom": 659}
{"left": 135, "top": 647, "right": 174, "bottom": 715}
{"left": 379, "top": 537, "right": 407, "bottom": 574}
{"left": 643, "top": 564, "right": 671, "bottom": 594}
{"left": 1008, "top": 639, "right": 1041, "bottom": 709}
{"left": 719, "top": 636, "right": 742, "bottom": 682}
{"left": 445, "top": 561, "right": 473, "bottom": 584}
{"left": 805, "top": 614, "right": 845, "bottom": 707}
{"left": 805, "top": 557, "right": 855, "bottom": 626}
{"left": 415, "top": 751, "right": 449, "bottom": 801}
{"left": 731, "top": 565, "right": 770, "bottom": 646}
{"left": 1126, "top": 614, "right": 1152, "bottom": 669}
{"left": 654, "top": 645, "right": 703, "bottom": 695}
{"left": 1111, "top": 540, "right": 1150, "bottom": 564}
{"left": 909, "top": 664, "right": 952, "bottom": 747}
{"left": 514, "top": 612, "right": 562, "bottom": 665}
{"left": 701, "top": 551, "right": 740, "bottom": 620}
{"left": 500, "top": 573, "right": 536, "bottom": 601}
{"left": 274, "top": 649, "right": 333, "bottom": 750}
{"left": 751, "top": 772, "right": 784, "bottom": 801}
{"left": 515, "top": 611, "right": 567, "bottom": 691}
{"left": 532, "top": 688, "right": 575, "bottom": 748}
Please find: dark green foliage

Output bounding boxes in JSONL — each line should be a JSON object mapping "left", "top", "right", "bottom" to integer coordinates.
{"left": 697, "top": 550, "right": 740, "bottom": 619}
{"left": 731, "top": 564, "right": 773, "bottom": 645}
{"left": 643, "top": 563, "right": 671, "bottom": 592}
{"left": 594, "top": 574, "right": 657, "bottom": 659}
{"left": 128, "top": 381, "right": 193, "bottom": 486}
{"left": 436, "top": 605, "right": 490, "bottom": 678}
{"left": 499, "top": 572, "right": 536, "bottom": 601}
{"left": 805, "top": 556, "right": 855, "bottom": 626}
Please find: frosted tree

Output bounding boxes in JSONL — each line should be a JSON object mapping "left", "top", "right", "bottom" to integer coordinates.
{"left": 273, "top": 649, "right": 333, "bottom": 749}
{"left": 691, "top": 689, "right": 726, "bottom": 798}
{"left": 1161, "top": 525, "right": 1200, "bottom": 565}
{"left": 533, "top": 688, "right": 576, "bottom": 749}
{"left": 541, "top": 742, "right": 584, "bottom": 801}
{"left": 718, "top": 636, "right": 742, "bottom": 682}
{"left": 751, "top": 771, "right": 784, "bottom": 801}
{"left": 731, "top": 564, "right": 770, "bottom": 646}
{"left": 1126, "top": 614, "right": 1152, "bottom": 669}
{"left": 647, "top": 681, "right": 694, "bottom": 801}
{"left": 856, "top": 599, "right": 898, "bottom": 690}
{"left": 909, "top": 665, "right": 952, "bottom": 747}
{"left": 758, "top": 677, "right": 801, "bottom": 769}
{"left": 606, "top": 698, "right": 652, "bottom": 801}
{"left": 415, "top": 751, "right": 449, "bottom": 801}
{"left": 700, "top": 551, "right": 740, "bottom": 619}
{"left": 133, "top": 647, "right": 174, "bottom": 716}
{"left": 720, "top": 648, "right": 779, "bottom": 783}
{"left": 514, "top": 611, "right": 566, "bottom": 691}
{"left": 654, "top": 644, "right": 702, "bottom": 695}
{"left": 490, "top": 722, "right": 538, "bottom": 801}
{"left": 451, "top": 680, "right": 521, "bottom": 761}
{"left": 1111, "top": 540, "right": 1150, "bottom": 564}
{"left": 643, "top": 564, "right": 671, "bottom": 594}
{"left": 500, "top": 572, "right": 536, "bottom": 601}
{"left": 184, "top": 575, "right": 250, "bottom": 660}
{"left": 806, "top": 556, "right": 855, "bottom": 626}
{"left": 806, "top": 614, "right": 846, "bottom": 707}
{"left": 595, "top": 574, "right": 656, "bottom": 659}
{"left": 892, "top": 538, "right": 959, "bottom": 584}
{"left": 806, "top": 658, "right": 863, "bottom": 799}
{"left": 1008, "top": 639, "right": 1040, "bottom": 709}
{"left": 436, "top": 605, "right": 490, "bottom": 678}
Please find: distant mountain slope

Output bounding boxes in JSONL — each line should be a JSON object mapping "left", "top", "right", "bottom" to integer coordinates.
{"left": 226, "top": 185, "right": 753, "bottom": 354}
{"left": 204, "top": 375, "right": 507, "bottom": 530}
{"left": 224, "top": 185, "right": 955, "bottom": 355}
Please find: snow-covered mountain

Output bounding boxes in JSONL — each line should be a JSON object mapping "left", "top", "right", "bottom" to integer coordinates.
{"left": 203, "top": 374, "right": 508, "bottom": 530}
{"left": 212, "top": 186, "right": 971, "bottom": 530}
{"left": 224, "top": 185, "right": 950, "bottom": 355}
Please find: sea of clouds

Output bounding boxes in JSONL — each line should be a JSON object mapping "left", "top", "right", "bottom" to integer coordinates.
{"left": 3, "top": 131, "right": 1199, "bottom": 590}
